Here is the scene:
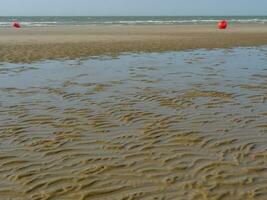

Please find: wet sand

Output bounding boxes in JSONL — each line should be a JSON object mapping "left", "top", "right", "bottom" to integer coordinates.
{"left": 0, "top": 47, "right": 267, "bottom": 199}
{"left": 1, "top": 24, "right": 267, "bottom": 62}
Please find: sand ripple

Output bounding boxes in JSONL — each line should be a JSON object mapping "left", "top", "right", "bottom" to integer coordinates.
{"left": 0, "top": 47, "right": 267, "bottom": 200}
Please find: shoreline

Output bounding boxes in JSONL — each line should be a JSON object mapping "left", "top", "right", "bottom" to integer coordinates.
{"left": 1, "top": 24, "right": 267, "bottom": 63}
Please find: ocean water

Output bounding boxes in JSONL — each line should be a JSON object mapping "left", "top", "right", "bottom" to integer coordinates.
{"left": 0, "top": 47, "right": 267, "bottom": 199}
{"left": 0, "top": 16, "right": 267, "bottom": 27}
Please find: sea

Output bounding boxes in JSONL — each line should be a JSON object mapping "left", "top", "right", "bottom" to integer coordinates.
{"left": 0, "top": 16, "right": 267, "bottom": 27}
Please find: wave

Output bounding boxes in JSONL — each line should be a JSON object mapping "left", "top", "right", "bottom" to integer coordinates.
{"left": 0, "top": 21, "right": 58, "bottom": 27}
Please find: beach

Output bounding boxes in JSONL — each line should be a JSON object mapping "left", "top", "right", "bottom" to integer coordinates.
{"left": 1, "top": 24, "right": 267, "bottom": 62}
{"left": 1, "top": 22, "right": 267, "bottom": 200}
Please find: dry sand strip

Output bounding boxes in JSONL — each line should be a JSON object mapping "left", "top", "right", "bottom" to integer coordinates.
{"left": 1, "top": 24, "right": 267, "bottom": 62}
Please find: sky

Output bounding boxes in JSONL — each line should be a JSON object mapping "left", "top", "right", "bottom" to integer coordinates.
{"left": 0, "top": 0, "right": 267, "bottom": 16}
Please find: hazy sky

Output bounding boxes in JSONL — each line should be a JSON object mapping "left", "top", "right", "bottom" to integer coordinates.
{"left": 0, "top": 0, "right": 267, "bottom": 16}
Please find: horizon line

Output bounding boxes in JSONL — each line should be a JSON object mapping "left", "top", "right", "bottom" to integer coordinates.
{"left": 1, "top": 15, "right": 267, "bottom": 17}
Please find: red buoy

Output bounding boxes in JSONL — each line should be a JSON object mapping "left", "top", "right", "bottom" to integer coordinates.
{"left": 218, "top": 20, "right": 227, "bottom": 29}
{"left": 12, "top": 21, "right": 21, "bottom": 28}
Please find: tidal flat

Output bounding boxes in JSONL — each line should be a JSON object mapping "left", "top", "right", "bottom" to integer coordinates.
{"left": 0, "top": 47, "right": 267, "bottom": 200}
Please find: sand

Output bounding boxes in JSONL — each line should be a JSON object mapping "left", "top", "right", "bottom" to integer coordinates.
{"left": 1, "top": 46, "right": 267, "bottom": 199}
{"left": 1, "top": 24, "right": 267, "bottom": 62}
{"left": 1, "top": 24, "right": 267, "bottom": 199}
